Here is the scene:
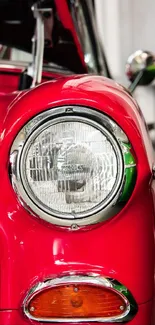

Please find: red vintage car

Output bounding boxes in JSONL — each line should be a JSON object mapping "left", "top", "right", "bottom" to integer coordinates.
{"left": 0, "top": 0, "right": 154, "bottom": 324}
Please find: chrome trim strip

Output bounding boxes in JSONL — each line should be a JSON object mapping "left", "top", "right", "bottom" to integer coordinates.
{"left": 125, "top": 163, "right": 136, "bottom": 168}
{"left": 10, "top": 106, "right": 128, "bottom": 227}
{"left": 31, "top": 3, "right": 46, "bottom": 86}
{"left": 23, "top": 275, "right": 138, "bottom": 323}
{"left": 152, "top": 164, "right": 155, "bottom": 179}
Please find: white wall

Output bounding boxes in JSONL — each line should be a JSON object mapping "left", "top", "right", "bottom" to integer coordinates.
{"left": 11, "top": 49, "right": 32, "bottom": 62}
{"left": 95, "top": 0, "right": 155, "bottom": 124}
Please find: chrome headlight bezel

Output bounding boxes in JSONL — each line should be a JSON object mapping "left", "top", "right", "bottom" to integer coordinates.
{"left": 10, "top": 106, "right": 136, "bottom": 228}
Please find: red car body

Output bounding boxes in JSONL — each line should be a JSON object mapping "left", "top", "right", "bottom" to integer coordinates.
{"left": 0, "top": 0, "right": 154, "bottom": 324}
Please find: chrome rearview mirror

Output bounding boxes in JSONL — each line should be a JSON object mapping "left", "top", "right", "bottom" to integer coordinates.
{"left": 125, "top": 50, "right": 155, "bottom": 92}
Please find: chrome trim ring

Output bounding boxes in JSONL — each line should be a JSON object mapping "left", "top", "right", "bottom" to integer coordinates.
{"left": 10, "top": 106, "right": 135, "bottom": 227}
{"left": 23, "top": 275, "right": 138, "bottom": 323}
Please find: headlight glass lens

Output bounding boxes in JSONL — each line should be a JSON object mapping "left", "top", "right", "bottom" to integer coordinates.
{"left": 21, "top": 120, "right": 121, "bottom": 218}
{"left": 11, "top": 106, "right": 136, "bottom": 227}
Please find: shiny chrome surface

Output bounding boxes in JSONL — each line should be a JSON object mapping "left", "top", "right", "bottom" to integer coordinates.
{"left": 10, "top": 106, "right": 136, "bottom": 228}
{"left": 23, "top": 274, "right": 137, "bottom": 323}
{"left": 153, "top": 164, "right": 155, "bottom": 179}
{"left": 31, "top": 3, "right": 53, "bottom": 86}
{"left": 125, "top": 50, "right": 155, "bottom": 85}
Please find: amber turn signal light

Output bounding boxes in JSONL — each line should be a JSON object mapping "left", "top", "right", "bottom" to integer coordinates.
{"left": 27, "top": 284, "right": 127, "bottom": 320}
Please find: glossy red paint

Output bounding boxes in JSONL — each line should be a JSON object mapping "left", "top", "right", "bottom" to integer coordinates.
{"left": 0, "top": 66, "right": 64, "bottom": 94}
{"left": 0, "top": 75, "right": 154, "bottom": 325}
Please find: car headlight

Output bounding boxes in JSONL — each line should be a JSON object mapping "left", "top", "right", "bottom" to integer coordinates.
{"left": 10, "top": 106, "right": 136, "bottom": 228}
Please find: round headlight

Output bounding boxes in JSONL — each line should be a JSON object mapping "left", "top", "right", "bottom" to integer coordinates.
{"left": 10, "top": 106, "right": 136, "bottom": 227}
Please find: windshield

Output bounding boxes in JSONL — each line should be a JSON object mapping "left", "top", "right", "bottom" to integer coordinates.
{"left": 0, "top": 0, "right": 86, "bottom": 73}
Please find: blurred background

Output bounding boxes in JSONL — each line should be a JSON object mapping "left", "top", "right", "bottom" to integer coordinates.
{"left": 95, "top": 0, "right": 155, "bottom": 126}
